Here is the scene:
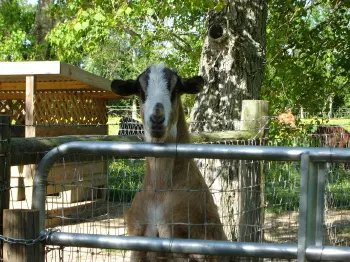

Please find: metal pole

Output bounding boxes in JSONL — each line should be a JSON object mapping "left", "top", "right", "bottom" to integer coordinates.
{"left": 306, "top": 245, "right": 350, "bottom": 261}
{"left": 44, "top": 232, "right": 350, "bottom": 260}
{"left": 298, "top": 157, "right": 327, "bottom": 262}
{"left": 298, "top": 153, "right": 310, "bottom": 262}
{"left": 46, "top": 232, "right": 298, "bottom": 259}
{"left": 315, "top": 163, "right": 326, "bottom": 246}
{"left": 31, "top": 141, "right": 350, "bottom": 163}
{"left": 32, "top": 141, "right": 350, "bottom": 232}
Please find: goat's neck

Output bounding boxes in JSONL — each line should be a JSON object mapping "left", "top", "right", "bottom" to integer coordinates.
{"left": 143, "top": 102, "right": 190, "bottom": 189}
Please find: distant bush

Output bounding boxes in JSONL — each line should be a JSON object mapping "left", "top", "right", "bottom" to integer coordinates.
{"left": 108, "top": 159, "right": 144, "bottom": 203}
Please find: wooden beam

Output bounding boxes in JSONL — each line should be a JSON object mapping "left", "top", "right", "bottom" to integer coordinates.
{"left": 0, "top": 93, "right": 25, "bottom": 100}
{"left": 0, "top": 91, "right": 123, "bottom": 100}
{"left": 8, "top": 129, "right": 261, "bottom": 166}
{"left": 25, "top": 76, "right": 35, "bottom": 138}
{"left": 0, "top": 81, "right": 93, "bottom": 91}
{"left": 9, "top": 135, "right": 143, "bottom": 166}
{"left": 60, "top": 62, "right": 112, "bottom": 92}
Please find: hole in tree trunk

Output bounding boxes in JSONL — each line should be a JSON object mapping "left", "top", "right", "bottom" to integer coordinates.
{"left": 209, "top": 24, "right": 224, "bottom": 39}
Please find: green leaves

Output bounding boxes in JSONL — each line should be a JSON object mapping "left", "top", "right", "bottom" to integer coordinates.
{"left": 47, "top": 6, "right": 113, "bottom": 62}
{"left": 43, "top": 0, "right": 214, "bottom": 87}
{"left": 94, "top": 12, "right": 105, "bottom": 21}
{"left": 262, "top": 0, "right": 350, "bottom": 115}
{"left": 146, "top": 7, "right": 155, "bottom": 16}
{"left": 0, "top": 0, "right": 36, "bottom": 61}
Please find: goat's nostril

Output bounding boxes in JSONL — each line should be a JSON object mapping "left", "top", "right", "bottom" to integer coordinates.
{"left": 150, "top": 103, "right": 165, "bottom": 125}
{"left": 158, "top": 117, "right": 165, "bottom": 124}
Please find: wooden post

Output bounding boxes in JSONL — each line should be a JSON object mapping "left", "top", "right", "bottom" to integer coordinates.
{"left": 24, "top": 76, "right": 36, "bottom": 208}
{"left": 238, "top": 100, "right": 268, "bottom": 244}
{"left": 3, "top": 209, "right": 43, "bottom": 262}
{"left": 240, "top": 100, "right": 269, "bottom": 138}
{"left": 0, "top": 116, "right": 10, "bottom": 260}
{"left": 25, "top": 76, "right": 36, "bottom": 138}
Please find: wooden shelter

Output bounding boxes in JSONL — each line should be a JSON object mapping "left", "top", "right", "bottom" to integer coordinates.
{"left": 0, "top": 61, "right": 122, "bottom": 213}
{"left": 0, "top": 61, "right": 122, "bottom": 137}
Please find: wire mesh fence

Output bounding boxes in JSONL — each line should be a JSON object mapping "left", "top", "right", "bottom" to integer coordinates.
{"left": 1, "top": 106, "right": 350, "bottom": 261}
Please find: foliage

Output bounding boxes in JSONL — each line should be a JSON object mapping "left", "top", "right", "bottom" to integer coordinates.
{"left": 108, "top": 159, "right": 144, "bottom": 202}
{"left": 262, "top": 0, "right": 350, "bottom": 115}
{"left": 268, "top": 118, "right": 323, "bottom": 147}
{"left": 46, "top": 0, "right": 217, "bottom": 79}
{"left": 266, "top": 161, "right": 300, "bottom": 214}
{"left": 266, "top": 158, "right": 350, "bottom": 214}
{"left": 0, "top": 0, "right": 36, "bottom": 60}
{"left": 3, "top": 0, "right": 349, "bottom": 114}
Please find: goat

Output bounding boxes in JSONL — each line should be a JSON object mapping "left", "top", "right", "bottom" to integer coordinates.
{"left": 118, "top": 116, "right": 144, "bottom": 136}
{"left": 111, "top": 64, "right": 228, "bottom": 261}
{"left": 312, "top": 125, "right": 350, "bottom": 169}
{"left": 312, "top": 125, "right": 350, "bottom": 148}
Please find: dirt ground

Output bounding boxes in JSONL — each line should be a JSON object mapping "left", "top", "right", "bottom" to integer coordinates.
{"left": 44, "top": 205, "right": 350, "bottom": 262}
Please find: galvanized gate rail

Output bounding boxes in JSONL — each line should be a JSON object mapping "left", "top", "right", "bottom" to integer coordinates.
{"left": 33, "top": 142, "right": 350, "bottom": 261}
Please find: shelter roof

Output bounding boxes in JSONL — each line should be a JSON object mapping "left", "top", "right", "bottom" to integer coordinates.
{"left": 0, "top": 61, "right": 122, "bottom": 100}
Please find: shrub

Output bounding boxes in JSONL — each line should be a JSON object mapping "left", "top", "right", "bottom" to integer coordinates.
{"left": 108, "top": 159, "right": 144, "bottom": 203}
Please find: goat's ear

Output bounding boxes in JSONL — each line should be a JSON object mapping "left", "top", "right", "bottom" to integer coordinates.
{"left": 179, "top": 76, "right": 204, "bottom": 94}
{"left": 111, "top": 79, "right": 139, "bottom": 96}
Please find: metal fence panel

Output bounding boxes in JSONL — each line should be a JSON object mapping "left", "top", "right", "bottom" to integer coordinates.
{"left": 30, "top": 142, "right": 350, "bottom": 261}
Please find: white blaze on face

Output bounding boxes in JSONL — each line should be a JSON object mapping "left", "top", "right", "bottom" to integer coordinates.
{"left": 144, "top": 64, "right": 172, "bottom": 140}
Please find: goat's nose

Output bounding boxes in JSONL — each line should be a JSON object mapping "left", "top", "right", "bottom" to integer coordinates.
{"left": 150, "top": 103, "right": 165, "bottom": 124}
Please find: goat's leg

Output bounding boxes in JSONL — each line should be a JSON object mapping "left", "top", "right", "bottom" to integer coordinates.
{"left": 130, "top": 251, "right": 148, "bottom": 262}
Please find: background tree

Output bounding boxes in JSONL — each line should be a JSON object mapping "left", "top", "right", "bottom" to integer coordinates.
{"left": 1, "top": 0, "right": 349, "bottom": 117}
{"left": 262, "top": 0, "right": 350, "bottom": 116}
{"left": 189, "top": 0, "right": 268, "bottom": 242}
{"left": 33, "top": 0, "right": 56, "bottom": 59}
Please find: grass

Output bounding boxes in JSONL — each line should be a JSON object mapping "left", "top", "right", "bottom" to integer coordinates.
{"left": 327, "top": 119, "right": 350, "bottom": 131}
{"left": 300, "top": 118, "right": 350, "bottom": 131}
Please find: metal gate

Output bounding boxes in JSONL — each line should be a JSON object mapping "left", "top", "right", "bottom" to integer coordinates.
{"left": 32, "top": 142, "right": 350, "bottom": 261}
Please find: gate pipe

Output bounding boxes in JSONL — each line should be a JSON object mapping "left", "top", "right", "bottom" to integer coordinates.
{"left": 46, "top": 232, "right": 298, "bottom": 259}
{"left": 45, "top": 231, "right": 350, "bottom": 260}
{"left": 33, "top": 141, "right": 350, "bottom": 231}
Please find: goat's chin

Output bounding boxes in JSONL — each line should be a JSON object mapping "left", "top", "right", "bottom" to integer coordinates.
{"left": 150, "top": 129, "right": 166, "bottom": 139}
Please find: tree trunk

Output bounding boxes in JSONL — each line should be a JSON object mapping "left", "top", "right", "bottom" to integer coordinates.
{"left": 34, "top": 0, "right": 55, "bottom": 60}
{"left": 190, "top": 0, "right": 267, "bottom": 245}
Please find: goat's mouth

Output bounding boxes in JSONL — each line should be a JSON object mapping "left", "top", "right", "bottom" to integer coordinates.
{"left": 150, "top": 124, "right": 166, "bottom": 138}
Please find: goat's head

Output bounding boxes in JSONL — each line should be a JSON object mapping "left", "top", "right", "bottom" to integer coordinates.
{"left": 111, "top": 64, "right": 204, "bottom": 142}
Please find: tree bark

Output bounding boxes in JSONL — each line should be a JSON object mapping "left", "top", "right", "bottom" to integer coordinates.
{"left": 33, "top": 0, "right": 55, "bottom": 60}
{"left": 190, "top": 0, "right": 268, "bottom": 245}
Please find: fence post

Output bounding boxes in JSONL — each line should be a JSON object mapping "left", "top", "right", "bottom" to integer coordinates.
{"left": 298, "top": 155, "right": 326, "bottom": 262}
{"left": 240, "top": 100, "right": 269, "bottom": 139}
{"left": 3, "top": 209, "right": 43, "bottom": 262}
{"left": 0, "top": 115, "right": 11, "bottom": 260}
{"left": 24, "top": 75, "right": 36, "bottom": 208}
{"left": 238, "top": 100, "right": 269, "bottom": 245}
